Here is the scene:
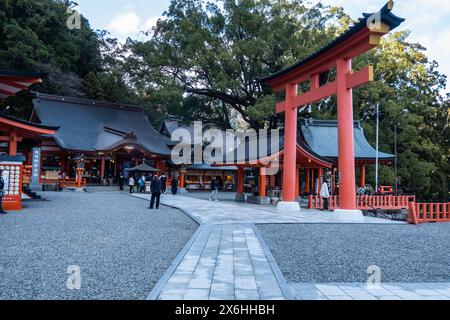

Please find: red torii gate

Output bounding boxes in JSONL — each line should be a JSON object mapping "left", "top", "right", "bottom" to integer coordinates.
{"left": 262, "top": 1, "right": 404, "bottom": 217}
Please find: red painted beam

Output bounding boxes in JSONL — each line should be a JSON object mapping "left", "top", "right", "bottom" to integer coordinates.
{"left": 292, "top": 81, "right": 337, "bottom": 108}
{"left": 277, "top": 81, "right": 338, "bottom": 113}
{"left": 0, "top": 117, "right": 57, "bottom": 135}
{"left": 0, "top": 81, "right": 29, "bottom": 90}
{"left": 276, "top": 65, "right": 372, "bottom": 113}
{"left": 0, "top": 88, "right": 16, "bottom": 96}
{"left": 268, "top": 29, "right": 374, "bottom": 91}
{"left": 346, "top": 66, "right": 374, "bottom": 90}
{"left": 0, "top": 76, "right": 42, "bottom": 84}
{"left": 276, "top": 101, "right": 286, "bottom": 114}
{"left": 0, "top": 136, "right": 23, "bottom": 142}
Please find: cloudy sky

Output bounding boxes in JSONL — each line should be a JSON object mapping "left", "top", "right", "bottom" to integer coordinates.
{"left": 75, "top": 0, "right": 450, "bottom": 80}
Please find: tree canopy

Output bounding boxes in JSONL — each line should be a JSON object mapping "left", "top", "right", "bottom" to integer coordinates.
{"left": 0, "top": 0, "right": 136, "bottom": 117}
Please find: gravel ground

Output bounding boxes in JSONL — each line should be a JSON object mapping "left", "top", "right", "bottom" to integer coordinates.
{"left": 0, "top": 192, "right": 198, "bottom": 300}
{"left": 258, "top": 223, "right": 450, "bottom": 283}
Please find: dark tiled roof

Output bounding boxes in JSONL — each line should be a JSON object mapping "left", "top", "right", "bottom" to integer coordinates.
{"left": 32, "top": 94, "right": 172, "bottom": 155}
{"left": 220, "top": 119, "right": 394, "bottom": 165}
{"left": 299, "top": 119, "right": 394, "bottom": 161}
{"left": 125, "top": 163, "right": 160, "bottom": 172}
{"left": 261, "top": 2, "right": 405, "bottom": 83}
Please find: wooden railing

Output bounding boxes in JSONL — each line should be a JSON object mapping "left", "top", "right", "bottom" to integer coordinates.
{"left": 59, "top": 178, "right": 87, "bottom": 189}
{"left": 308, "top": 195, "right": 339, "bottom": 210}
{"left": 308, "top": 195, "right": 416, "bottom": 211}
{"left": 408, "top": 202, "right": 450, "bottom": 224}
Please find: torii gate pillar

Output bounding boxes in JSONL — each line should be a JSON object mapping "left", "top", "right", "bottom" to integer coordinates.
{"left": 334, "top": 58, "right": 360, "bottom": 218}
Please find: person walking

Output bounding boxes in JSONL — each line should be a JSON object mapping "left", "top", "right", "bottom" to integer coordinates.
{"left": 149, "top": 175, "right": 162, "bottom": 210}
{"left": 171, "top": 177, "right": 178, "bottom": 195}
{"left": 118, "top": 173, "right": 124, "bottom": 191}
{"left": 128, "top": 176, "right": 135, "bottom": 194}
{"left": 138, "top": 174, "right": 146, "bottom": 193}
{"left": 160, "top": 173, "right": 167, "bottom": 194}
{"left": 320, "top": 179, "right": 331, "bottom": 211}
{"left": 0, "top": 170, "right": 6, "bottom": 214}
{"left": 209, "top": 177, "right": 219, "bottom": 201}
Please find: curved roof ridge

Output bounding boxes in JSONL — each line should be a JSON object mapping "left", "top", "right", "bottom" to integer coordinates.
{"left": 301, "top": 118, "right": 362, "bottom": 128}
{"left": 33, "top": 92, "right": 143, "bottom": 113}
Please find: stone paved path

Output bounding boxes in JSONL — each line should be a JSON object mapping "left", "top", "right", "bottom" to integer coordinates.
{"left": 152, "top": 224, "right": 287, "bottom": 300}
{"left": 132, "top": 194, "right": 403, "bottom": 225}
{"left": 129, "top": 193, "right": 449, "bottom": 300}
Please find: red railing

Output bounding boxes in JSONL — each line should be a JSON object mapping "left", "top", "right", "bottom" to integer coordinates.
{"left": 58, "top": 178, "right": 87, "bottom": 189}
{"left": 408, "top": 202, "right": 450, "bottom": 224}
{"left": 308, "top": 195, "right": 416, "bottom": 211}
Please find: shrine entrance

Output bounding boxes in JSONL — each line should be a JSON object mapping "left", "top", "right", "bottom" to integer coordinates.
{"left": 261, "top": 2, "right": 404, "bottom": 219}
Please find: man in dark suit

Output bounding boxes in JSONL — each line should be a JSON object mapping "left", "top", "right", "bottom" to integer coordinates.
{"left": 160, "top": 173, "right": 167, "bottom": 194}
{"left": 149, "top": 175, "right": 162, "bottom": 210}
{"left": 0, "top": 170, "right": 6, "bottom": 214}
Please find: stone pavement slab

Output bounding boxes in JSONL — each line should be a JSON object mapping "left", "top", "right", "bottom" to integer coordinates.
{"left": 289, "top": 282, "right": 450, "bottom": 300}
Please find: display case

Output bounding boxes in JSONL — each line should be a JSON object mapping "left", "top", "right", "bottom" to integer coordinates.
{"left": 0, "top": 157, "right": 25, "bottom": 211}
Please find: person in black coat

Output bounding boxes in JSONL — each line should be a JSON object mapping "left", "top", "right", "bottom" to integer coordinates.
{"left": 209, "top": 177, "right": 219, "bottom": 201}
{"left": 0, "top": 170, "right": 6, "bottom": 214}
{"left": 160, "top": 173, "right": 167, "bottom": 194}
{"left": 149, "top": 175, "right": 162, "bottom": 210}
{"left": 171, "top": 177, "right": 178, "bottom": 196}
{"left": 118, "top": 173, "right": 124, "bottom": 191}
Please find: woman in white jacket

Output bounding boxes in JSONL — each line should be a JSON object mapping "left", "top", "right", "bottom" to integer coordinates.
{"left": 320, "top": 180, "right": 331, "bottom": 211}
{"left": 128, "top": 176, "right": 135, "bottom": 194}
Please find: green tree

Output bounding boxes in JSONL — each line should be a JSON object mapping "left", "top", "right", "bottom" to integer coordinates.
{"left": 124, "top": 0, "right": 349, "bottom": 129}
{"left": 0, "top": 0, "right": 135, "bottom": 117}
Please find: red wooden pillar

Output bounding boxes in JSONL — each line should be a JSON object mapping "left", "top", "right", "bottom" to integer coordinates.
{"left": 360, "top": 163, "right": 366, "bottom": 187}
{"left": 8, "top": 131, "right": 18, "bottom": 156}
{"left": 259, "top": 167, "right": 266, "bottom": 197}
{"left": 77, "top": 168, "right": 82, "bottom": 189}
{"left": 269, "top": 174, "right": 275, "bottom": 189}
{"left": 295, "top": 167, "right": 300, "bottom": 196}
{"left": 305, "top": 169, "right": 310, "bottom": 193}
{"left": 61, "top": 156, "right": 66, "bottom": 177}
{"left": 100, "top": 157, "right": 106, "bottom": 178}
{"left": 237, "top": 167, "right": 244, "bottom": 194}
{"left": 336, "top": 58, "right": 357, "bottom": 210}
{"left": 311, "top": 169, "right": 315, "bottom": 194}
{"left": 282, "top": 83, "right": 298, "bottom": 202}
{"left": 332, "top": 168, "right": 337, "bottom": 195}
{"left": 180, "top": 172, "right": 185, "bottom": 188}
{"left": 318, "top": 168, "right": 323, "bottom": 193}
{"left": 156, "top": 159, "right": 164, "bottom": 172}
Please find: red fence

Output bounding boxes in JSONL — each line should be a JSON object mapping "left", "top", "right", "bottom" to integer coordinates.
{"left": 59, "top": 178, "right": 87, "bottom": 189}
{"left": 308, "top": 195, "right": 415, "bottom": 211}
{"left": 408, "top": 202, "right": 450, "bottom": 224}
